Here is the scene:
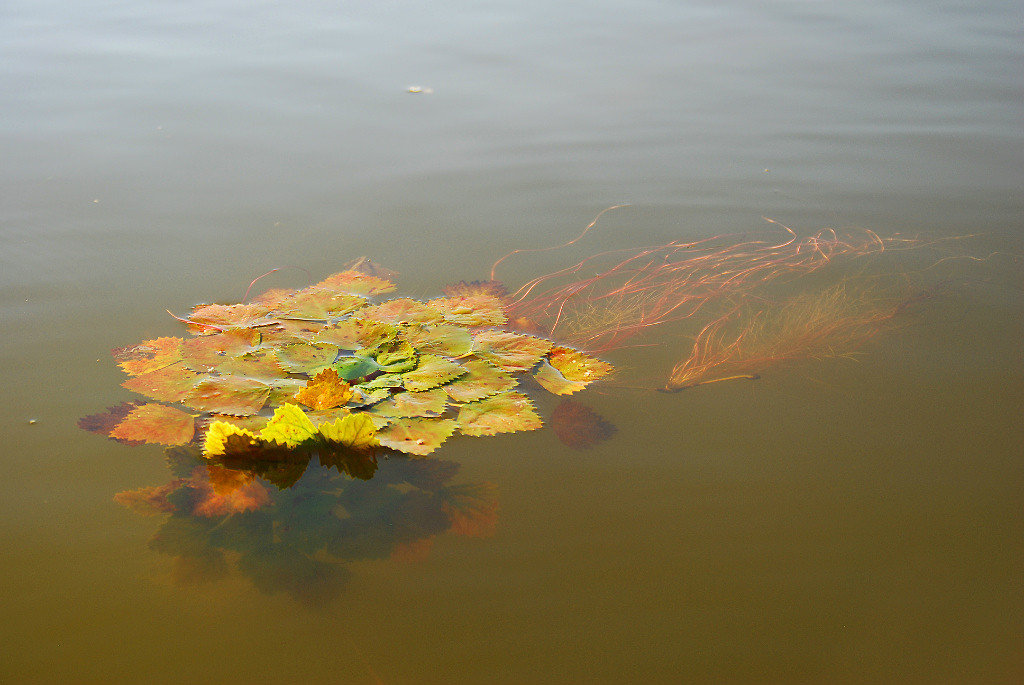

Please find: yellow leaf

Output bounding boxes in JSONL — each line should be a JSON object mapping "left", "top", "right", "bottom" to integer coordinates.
{"left": 204, "top": 421, "right": 261, "bottom": 457}
{"left": 259, "top": 403, "right": 318, "bottom": 447}
{"left": 318, "top": 413, "right": 379, "bottom": 450}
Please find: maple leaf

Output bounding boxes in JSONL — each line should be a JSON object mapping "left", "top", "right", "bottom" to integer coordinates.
{"left": 357, "top": 298, "right": 442, "bottom": 325}
{"left": 110, "top": 403, "right": 196, "bottom": 446}
{"left": 180, "top": 330, "right": 258, "bottom": 371}
{"left": 78, "top": 401, "right": 146, "bottom": 445}
{"left": 402, "top": 354, "right": 466, "bottom": 391}
{"left": 550, "top": 400, "right": 616, "bottom": 449}
{"left": 113, "top": 337, "right": 183, "bottom": 376}
{"left": 427, "top": 295, "right": 507, "bottom": 327}
{"left": 121, "top": 363, "right": 203, "bottom": 403}
{"left": 472, "top": 330, "right": 553, "bottom": 372}
{"left": 183, "top": 376, "right": 272, "bottom": 416}
{"left": 318, "top": 413, "right": 379, "bottom": 450}
{"left": 312, "top": 270, "right": 396, "bottom": 295}
{"left": 274, "top": 288, "right": 366, "bottom": 319}
{"left": 403, "top": 323, "right": 474, "bottom": 357}
{"left": 456, "top": 391, "right": 542, "bottom": 436}
{"left": 534, "top": 346, "right": 613, "bottom": 395}
{"left": 294, "top": 368, "right": 353, "bottom": 410}
{"left": 260, "top": 403, "right": 318, "bottom": 447}
{"left": 377, "top": 418, "right": 458, "bottom": 455}
{"left": 443, "top": 358, "right": 515, "bottom": 403}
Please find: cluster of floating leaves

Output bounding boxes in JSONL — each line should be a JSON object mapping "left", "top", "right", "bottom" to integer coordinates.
{"left": 115, "top": 445, "right": 498, "bottom": 605}
{"left": 82, "top": 267, "right": 613, "bottom": 462}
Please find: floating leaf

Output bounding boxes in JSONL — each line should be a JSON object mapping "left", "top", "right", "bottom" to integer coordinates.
{"left": 202, "top": 421, "right": 286, "bottom": 459}
{"left": 372, "top": 338, "right": 417, "bottom": 373}
{"left": 187, "top": 303, "right": 275, "bottom": 331}
{"left": 183, "top": 376, "right": 271, "bottom": 416}
{"left": 456, "top": 391, "right": 542, "bottom": 436}
{"left": 113, "top": 337, "right": 183, "bottom": 376}
{"left": 260, "top": 403, "right": 318, "bottom": 447}
{"left": 404, "top": 324, "right": 474, "bottom": 357}
{"left": 318, "top": 413, "right": 379, "bottom": 450}
{"left": 180, "top": 330, "right": 258, "bottom": 371}
{"left": 378, "top": 418, "right": 457, "bottom": 455}
{"left": 332, "top": 355, "right": 381, "bottom": 382}
{"left": 357, "top": 298, "right": 442, "bottom": 325}
{"left": 78, "top": 401, "right": 146, "bottom": 445}
{"left": 443, "top": 359, "right": 515, "bottom": 403}
{"left": 275, "top": 342, "right": 339, "bottom": 374}
{"left": 265, "top": 378, "right": 307, "bottom": 407}
{"left": 122, "top": 364, "right": 203, "bottom": 403}
{"left": 313, "top": 270, "right": 396, "bottom": 295}
{"left": 315, "top": 318, "right": 396, "bottom": 350}
{"left": 473, "top": 330, "right": 552, "bottom": 372}
{"left": 402, "top": 354, "right": 466, "bottom": 392}
{"left": 294, "top": 369, "right": 353, "bottom": 410}
{"left": 541, "top": 346, "right": 613, "bottom": 393}
{"left": 215, "top": 349, "right": 288, "bottom": 380}
{"left": 371, "top": 388, "right": 448, "bottom": 418}
{"left": 275, "top": 288, "right": 366, "bottom": 319}
{"left": 260, "top": 318, "right": 327, "bottom": 345}
{"left": 551, "top": 400, "right": 616, "bottom": 449}
{"left": 427, "top": 295, "right": 507, "bottom": 327}
{"left": 250, "top": 287, "right": 295, "bottom": 308}
{"left": 110, "top": 403, "right": 195, "bottom": 446}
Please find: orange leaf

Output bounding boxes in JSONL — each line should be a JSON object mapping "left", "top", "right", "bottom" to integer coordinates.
{"left": 312, "top": 270, "right": 396, "bottom": 295}
{"left": 427, "top": 295, "right": 507, "bottom": 327}
{"left": 112, "top": 337, "right": 183, "bottom": 376}
{"left": 472, "top": 330, "right": 552, "bottom": 372}
{"left": 109, "top": 403, "right": 195, "bottom": 446}
{"left": 456, "top": 391, "right": 542, "bottom": 436}
{"left": 121, "top": 364, "right": 202, "bottom": 403}
{"left": 183, "top": 376, "right": 271, "bottom": 416}
{"left": 294, "top": 368, "right": 353, "bottom": 410}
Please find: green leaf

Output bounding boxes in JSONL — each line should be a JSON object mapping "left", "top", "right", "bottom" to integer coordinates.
{"left": 456, "top": 391, "right": 542, "bottom": 436}
{"left": 402, "top": 355, "right": 466, "bottom": 392}
{"left": 318, "top": 413, "right": 379, "bottom": 450}
{"left": 373, "top": 338, "right": 417, "bottom": 373}
{"left": 370, "top": 388, "right": 448, "bottom": 418}
{"left": 260, "top": 403, "right": 319, "bottom": 448}
{"left": 332, "top": 355, "right": 381, "bottom": 381}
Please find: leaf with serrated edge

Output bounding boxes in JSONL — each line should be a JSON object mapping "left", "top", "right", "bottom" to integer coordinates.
{"left": 215, "top": 349, "right": 288, "bottom": 380}
{"left": 180, "top": 330, "right": 258, "bottom": 371}
{"left": 358, "top": 298, "right": 442, "bottom": 325}
{"left": 427, "top": 295, "right": 507, "bottom": 327}
{"left": 113, "top": 337, "right": 183, "bottom": 376}
{"left": 110, "top": 403, "right": 195, "bottom": 446}
{"left": 183, "top": 377, "right": 271, "bottom": 416}
{"left": 457, "top": 391, "right": 542, "bottom": 437}
{"left": 294, "top": 369, "right": 353, "bottom": 410}
{"left": 315, "top": 318, "right": 396, "bottom": 350}
{"left": 187, "top": 303, "right": 275, "bottom": 331}
{"left": 318, "top": 413, "right": 379, "bottom": 450}
{"left": 372, "top": 388, "right": 448, "bottom": 418}
{"left": 444, "top": 358, "right": 515, "bottom": 402}
{"left": 534, "top": 347, "right": 612, "bottom": 394}
{"left": 473, "top": 330, "right": 552, "bottom": 372}
{"left": 378, "top": 418, "right": 457, "bottom": 455}
{"left": 402, "top": 355, "right": 466, "bottom": 391}
{"left": 259, "top": 403, "right": 318, "bottom": 447}
{"left": 404, "top": 324, "right": 474, "bottom": 357}
{"left": 275, "top": 342, "right": 339, "bottom": 373}
{"left": 313, "top": 270, "right": 396, "bottom": 295}
{"left": 374, "top": 338, "right": 417, "bottom": 372}
{"left": 121, "top": 364, "right": 203, "bottom": 403}
{"left": 204, "top": 421, "right": 261, "bottom": 457}
{"left": 275, "top": 288, "right": 366, "bottom": 319}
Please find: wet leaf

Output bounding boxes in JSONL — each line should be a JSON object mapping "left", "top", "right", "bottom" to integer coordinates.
{"left": 318, "top": 413, "right": 379, "bottom": 450}
{"left": 121, "top": 363, "right": 203, "bottom": 403}
{"left": 315, "top": 318, "right": 397, "bottom": 350}
{"left": 443, "top": 358, "right": 515, "bottom": 403}
{"left": 312, "top": 270, "right": 396, "bottom": 295}
{"left": 403, "top": 323, "right": 474, "bottom": 357}
{"left": 378, "top": 418, "right": 457, "bottom": 455}
{"left": 456, "top": 391, "right": 542, "bottom": 436}
{"left": 183, "top": 376, "right": 271, "bottom": 416}
{"left": 442, "top": 280, "right": 508, "bottom": 300}
{"left": 110, "top": 403, "right": 196, "bottom": 445}
{"left": 402, "top": 354, "right": 466, "bottom": 391}
{"left": 427, "top": 295, "right": 507, "bottom": 327}
{"left": 180, "top": 330, "right": 259, "bottom": 371}
{"left": 113, "top": 337, "right": 183, "bottom": 376}
{"left": 534, "top": 346, "right": 613, "bottom": 395}
{"left": 357, "top": 298, "right": 442, "bottom": 325}
{"left": 294, "top": 369, "right": 353, "bottom": 410}
{"left": 203, "top": 421, "right": 262, "bottom": 457}
{"left": 215, "top": 349, "right": 288, "bottom": 380}
{"left": 371, "top": 388, "right": 448, "bottom": 418}
{"left": 187, "top": 303, "right": 275, "bottom": 332}
{"left": 372, "top": 338, "right": 417, "bottom": 373}
{"left": 265, "top": 378, "right": 308, "bottom": 406}
{"left": 275, "top": 342, "right": 339, "bottom": 374}
{"left": 79, "top": 401, "right": 146, "bottom": 445}
{"left": 472, "top": 330, "right": 552, "bottom": 372}
{"left": 275, "top": 289, "right": 366, "bottom": 319}
{"left": 260, "top": 403, "right": 318, "bottom": 447}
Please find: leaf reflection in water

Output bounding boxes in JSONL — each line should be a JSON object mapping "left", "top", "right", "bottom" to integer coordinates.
{"left": 114, "top": 446, "right": 498, "bottom": 606}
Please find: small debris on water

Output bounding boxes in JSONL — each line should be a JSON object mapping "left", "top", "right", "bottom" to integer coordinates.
{"left": 406, "top": 85, "right": 433, "bottom": 94}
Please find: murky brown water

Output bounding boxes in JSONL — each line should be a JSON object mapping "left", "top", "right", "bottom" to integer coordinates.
{"left": 2, "top": 1, "right": 1022, "bottom": 682}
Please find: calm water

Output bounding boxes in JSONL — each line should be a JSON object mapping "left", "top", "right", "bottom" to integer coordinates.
{"left": 2, "top": 1, "right": 1022, "bottom": 682}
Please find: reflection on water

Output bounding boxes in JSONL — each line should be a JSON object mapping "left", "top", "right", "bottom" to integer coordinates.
{"left": 114, "top": 446, "right": 497, "bottom": 605}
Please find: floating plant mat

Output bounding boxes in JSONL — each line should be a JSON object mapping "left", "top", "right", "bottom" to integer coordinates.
{"left": 82, "top": 265, "right": 614, "bottom": 464}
